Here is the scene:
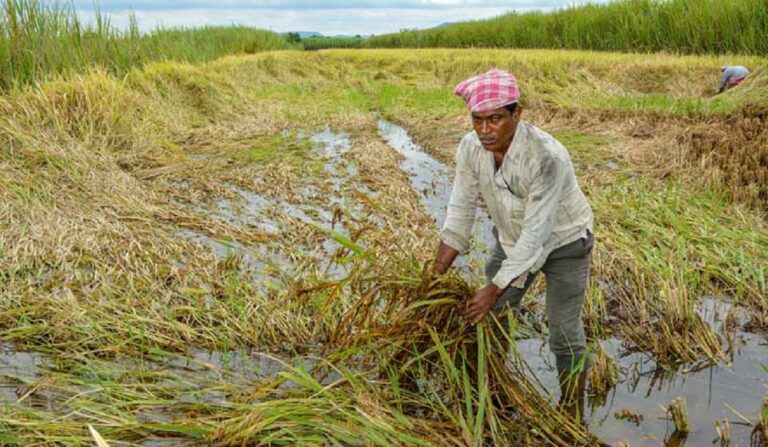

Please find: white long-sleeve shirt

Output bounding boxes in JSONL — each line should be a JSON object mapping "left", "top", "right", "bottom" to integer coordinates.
{"left": 440, "top": 121, "right": 593, "bottom": 289}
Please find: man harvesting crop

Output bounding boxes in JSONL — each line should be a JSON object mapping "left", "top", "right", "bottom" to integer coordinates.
{"left": 433, "top": 68, "right": 594, "bottom": 419}
{"left": 717, "top": 65, "right": 750, "bottom": 94}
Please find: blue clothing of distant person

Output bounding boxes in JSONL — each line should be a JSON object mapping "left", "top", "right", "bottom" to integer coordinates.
{"left": 718, "top": 65, "right": 749, "bottom": 93}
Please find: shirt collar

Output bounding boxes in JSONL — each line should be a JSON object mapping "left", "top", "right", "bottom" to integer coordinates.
{"left": 505, "top": 120, "right": 527, "bottom": 160}
{"left": 481, "top": 121, "right": 526, "bottom": 194}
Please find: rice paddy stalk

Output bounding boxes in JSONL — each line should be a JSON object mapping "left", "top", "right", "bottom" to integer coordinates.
{"left": 752, "top": 394, "right": 768, "bottom": 447}
{"left": 88, "top": 425, "right": 111, "bottom": 447}
{"left": 714, "top": 418, "right": 732, "bottom": 447}
{"left": 326, "top": 258, "right": 599, "bottom": 446}
{"left": 667, "top": 397, "right": 691, "bottom": 434}
{"left": 587, "top": 341, "right": 618, "bottom": 407}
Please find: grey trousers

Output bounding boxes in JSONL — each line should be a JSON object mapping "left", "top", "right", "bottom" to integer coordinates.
{"left": 486, "top": 228, "right": 593, "bottom": 376}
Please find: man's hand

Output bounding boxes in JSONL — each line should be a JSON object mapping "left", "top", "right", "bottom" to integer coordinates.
{"left": 461, "top": 284, "right": 503, "bottom": 325}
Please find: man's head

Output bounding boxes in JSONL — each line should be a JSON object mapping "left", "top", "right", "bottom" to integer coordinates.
{"left": 471, "top": 102, "right": 523, "bottom": 153}
{"left": 455, "top": 68, "right": 522, "bottom": 153}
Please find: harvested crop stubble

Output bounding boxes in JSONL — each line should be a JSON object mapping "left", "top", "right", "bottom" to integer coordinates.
{"left": 587, "top": 341, "right": 618, "bottom": 406}
{"left": 677, "top": 103, "right": 768, "bottom": 209}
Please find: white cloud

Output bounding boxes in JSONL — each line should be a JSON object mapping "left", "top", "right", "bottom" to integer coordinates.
{"left": 70, "top": 0, "right": 610, "bottom": 35}
{"left": 85, "top": 7, "right": 515, "bottom": 34}
{"left": 67, "top": 0, "right": 574, "bottom": 11}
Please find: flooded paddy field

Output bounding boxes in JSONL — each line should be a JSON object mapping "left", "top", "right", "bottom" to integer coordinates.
{"left": 1, "top": 49, "right": 767, "bottom": 446}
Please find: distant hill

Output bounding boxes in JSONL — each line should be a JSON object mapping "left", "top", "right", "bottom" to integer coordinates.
{"left": 280, "top": 31, "right": 322, "bottom": 39}
{"left": 330, "top": 34, "right": 370, "bottom": 39}
{"left": 281, "top": 31, "right": 371, "bottom": 40}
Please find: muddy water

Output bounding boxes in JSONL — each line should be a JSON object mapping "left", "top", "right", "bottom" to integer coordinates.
{"left": 0, "top": 342, "right": 47, "bottom": 406}
{"left": 1, "top": 344, "right": 338, "bottom": 445}
{"left": 520, "top": 332, "right": 767, "bottom": 446}
{"left": 377, "top": 120, "right": 768, "bottom": 446}
{"left": 179, "top": 128, "right": 367, "bottom": 278}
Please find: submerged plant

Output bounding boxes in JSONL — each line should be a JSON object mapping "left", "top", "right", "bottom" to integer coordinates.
{"left": 715, "top": 418, "right": 732, "bottom": 447}
{"left": 667, "top": 397, "right": 691, "bottom": 434}
{"left": 752, "top": 394, "right": 768, "bottom": 447}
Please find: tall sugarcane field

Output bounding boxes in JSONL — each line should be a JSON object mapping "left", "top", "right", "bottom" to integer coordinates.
{"left": 1, "top": 0, "right": 767, "bottom": 446}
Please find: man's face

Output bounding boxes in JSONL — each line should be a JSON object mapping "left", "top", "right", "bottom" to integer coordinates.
{"left": 471, "top": 105, "right": 522, "bottom": 153}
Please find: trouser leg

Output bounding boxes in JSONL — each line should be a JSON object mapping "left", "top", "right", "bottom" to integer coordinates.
{"left": 542, "top": 231, "right": 593, "bottom": 419}
{"left": 485, "top": 228, "right": 537, "bottom": 346}
{"left": 483, "top": 228, "right": 538, "bottom": 409}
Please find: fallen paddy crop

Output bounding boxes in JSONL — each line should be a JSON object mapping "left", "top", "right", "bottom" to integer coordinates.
{"left": 1, "top": 48, "right": 767, "bottom": 446}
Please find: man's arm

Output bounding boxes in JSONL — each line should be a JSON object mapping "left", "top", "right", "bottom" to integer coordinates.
{"left": 435, "top": 136, "right": 480, "bottom": 272}
{"left": 717, "top": 71, "right": 731, "bottom": 93}
{"left": 434, "top": 242, "right": 459, "bottom": 274}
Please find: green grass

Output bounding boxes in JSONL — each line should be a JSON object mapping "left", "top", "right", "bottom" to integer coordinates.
{"left": 0, "top": 0, "right": 294, "bottom": 91}
{"left": 364, "top": 0, "right": 768, "bottom": 55}
{"left": 601, "top": 177, "right": 767, "bottom": 302}
{"left": 555, "top": 133, "right": 612, "bottom": 152}
{"left": 302, "top": 36, "right": 366, "bottom": 50}
{"left": 242, "top": 135, "right": 313, "bottom": 165}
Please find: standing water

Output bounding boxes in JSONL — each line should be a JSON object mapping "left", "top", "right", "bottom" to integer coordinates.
{"left": 377, "top": 119, "right": 495, "bottom": 277}
{"left": 178, "top": 128, "right": 366, "bottom": 279}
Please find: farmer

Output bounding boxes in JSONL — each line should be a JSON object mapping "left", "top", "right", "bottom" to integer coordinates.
{"left": 433, "top": 68, "right": 594, "bottom": 419}
{"left": 717, "top": 65, "right": 749, "bottom": 93}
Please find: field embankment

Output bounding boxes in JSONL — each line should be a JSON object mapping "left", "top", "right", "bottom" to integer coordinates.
{"left": 0, "top": 0, "right": 293, "bottom": 91}
{"left": 1, "top": 49, "right": 767, "bottom": 446}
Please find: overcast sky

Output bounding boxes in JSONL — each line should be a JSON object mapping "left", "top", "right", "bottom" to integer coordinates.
{"left": 67, "top": 0, "right": 610, "bottom": 36}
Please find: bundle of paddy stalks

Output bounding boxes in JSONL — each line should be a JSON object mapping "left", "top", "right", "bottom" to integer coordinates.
{"left": 217, "top": 255, "right": 600, "bottom": 446}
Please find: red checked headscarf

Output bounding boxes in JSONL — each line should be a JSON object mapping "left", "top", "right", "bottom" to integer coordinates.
{"left": 454, "top": 69, "right": 520, "bottom": 113}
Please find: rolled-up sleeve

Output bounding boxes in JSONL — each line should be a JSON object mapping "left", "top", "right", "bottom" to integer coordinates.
{"left": 440, "top": 138, "right": 479, "bottom": 253}
{"left": 492, "top": 152, "right": 566, "bottom": 289}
